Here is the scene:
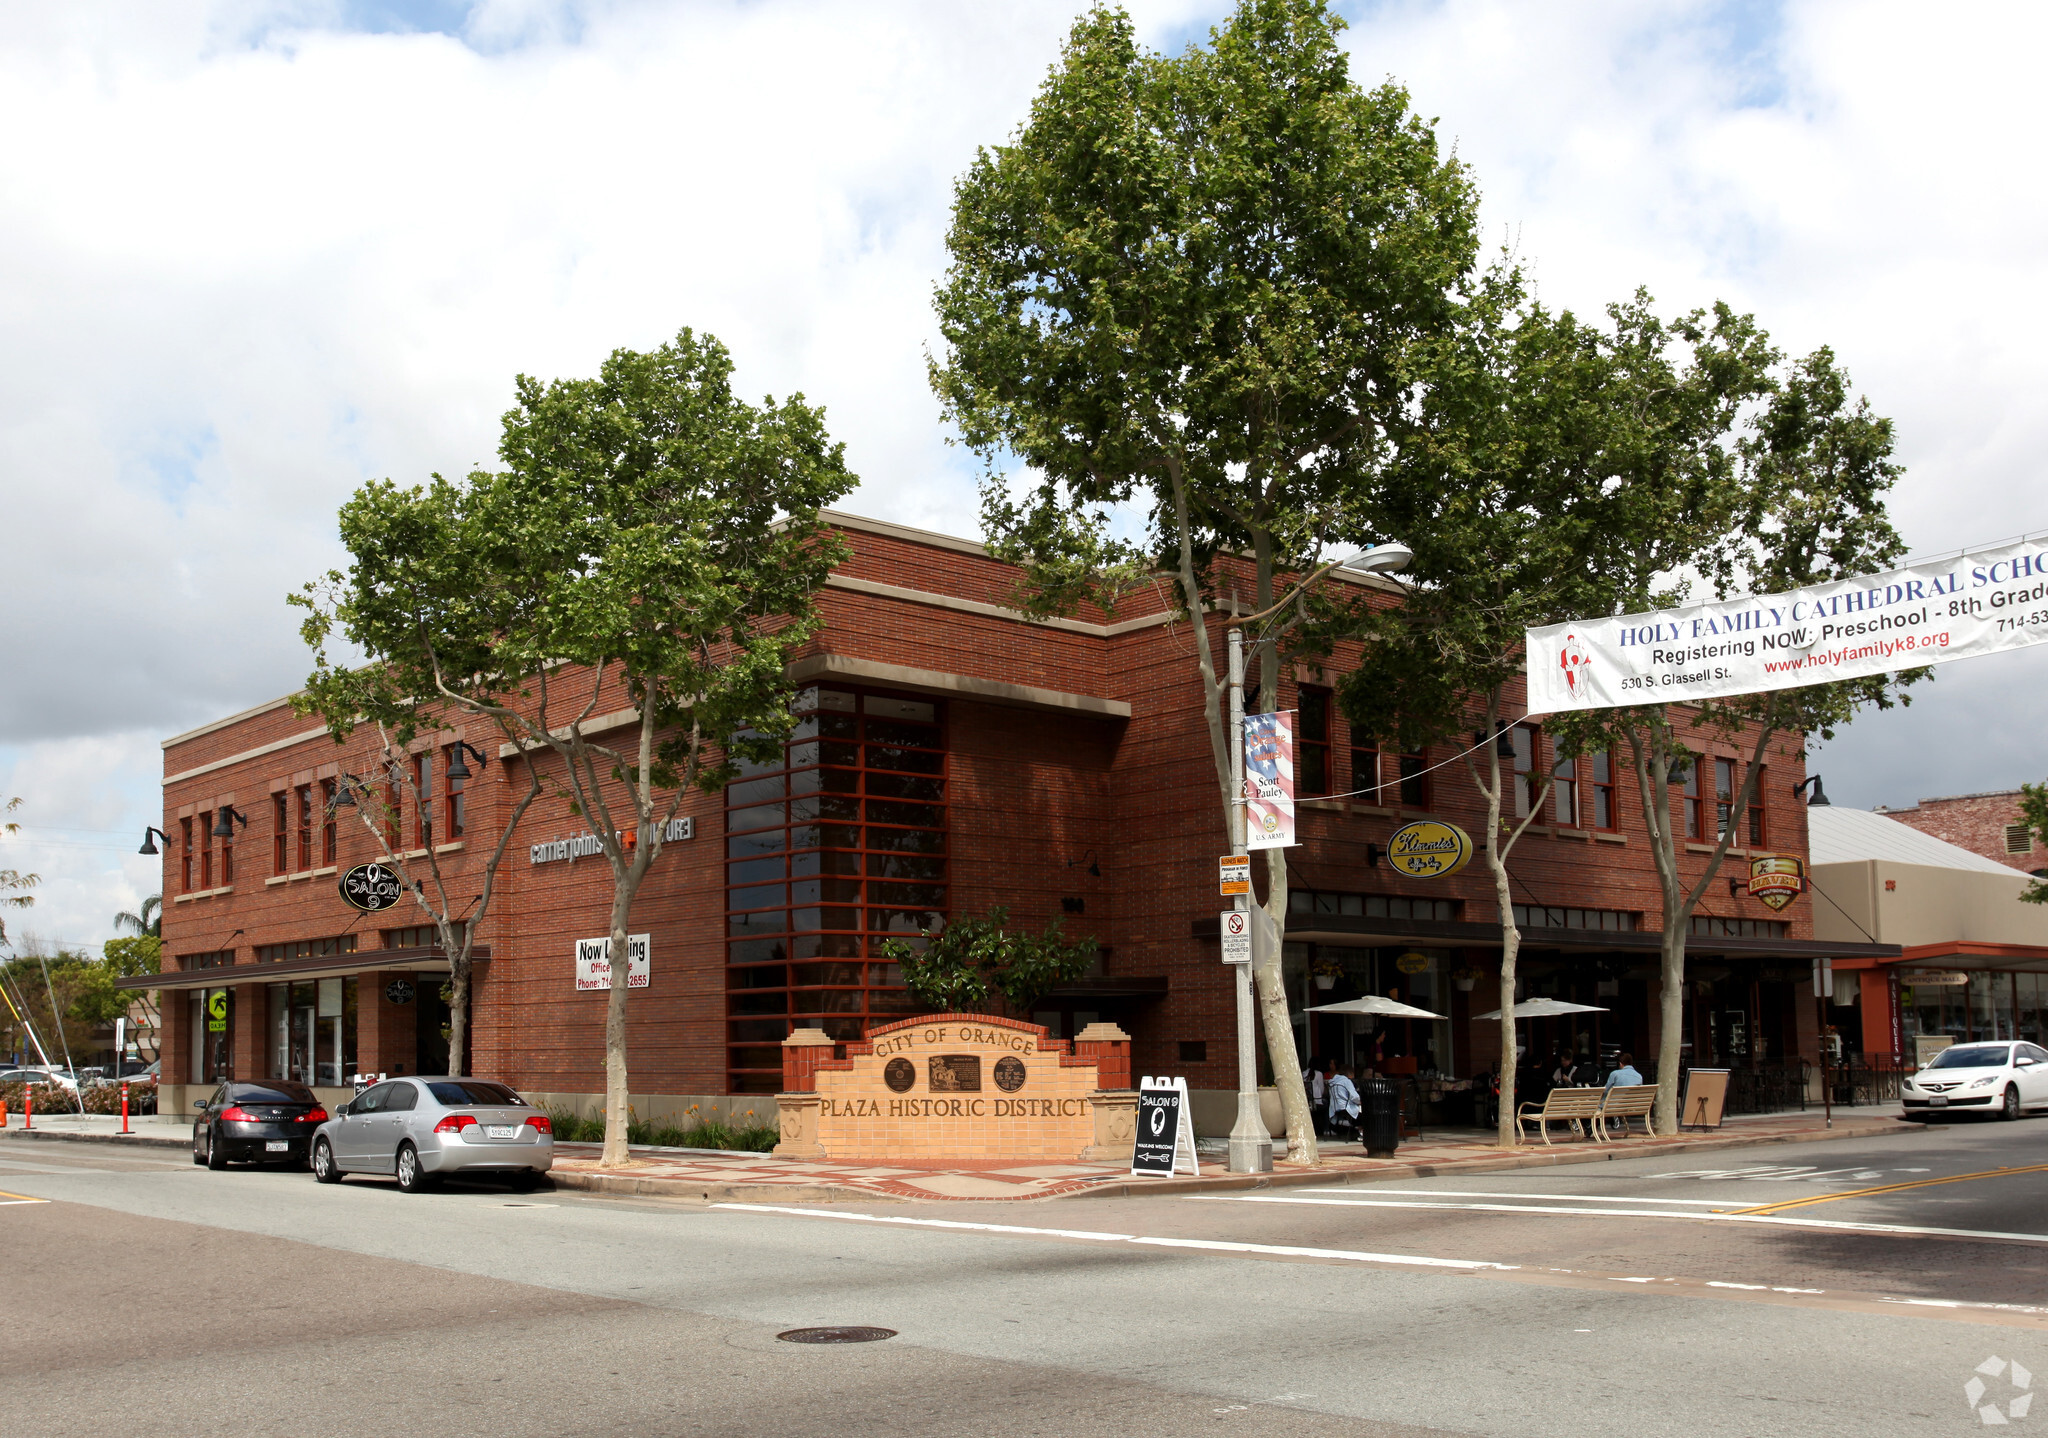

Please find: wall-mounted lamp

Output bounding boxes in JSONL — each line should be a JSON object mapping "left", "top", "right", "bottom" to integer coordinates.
{"left": 1471, "top": 722, "right": 1516, "bottom": 759}
{"left": 138, "top": 826, "right": 175, "bottom": 856}
{"left": 1727, "top": 877, "right": 1744, "bottom": 900}
{"left": 1066, "top": 849, "right": 1101, "bottom": 878}
{"left": 330, "top": 773, "right": 363, "bottom": 808}
{"left": 211, "top": 806, "right": 250, "bottom": 838}
{"left": 444, "top": 741, "right": 490, "bottom": 782}
{"left": 1365, "top": 842, "right": 1384, "bottom": 870}
{"left": 1794, "top": 775, "right": 1830, "bottom": 807}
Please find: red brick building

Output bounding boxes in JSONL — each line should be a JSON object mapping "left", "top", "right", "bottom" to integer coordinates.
{"left": 1877, "top": 791, "right": 2045, "bottom": 878}
{"left": 146, "top": 512, "right": 1886, "bottom": 1126}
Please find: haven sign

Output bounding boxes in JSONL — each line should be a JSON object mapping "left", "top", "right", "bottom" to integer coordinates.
{"left": 776, "top": 1014, "right": 1135, "bottom": 1163}
{"left": 1527, "top": 537, "right": 2048, "bottom": 710}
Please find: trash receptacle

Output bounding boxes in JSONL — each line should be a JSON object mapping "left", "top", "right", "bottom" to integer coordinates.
{"left": 1361, "top": 1075, "right": 1399, "bottom": 1158}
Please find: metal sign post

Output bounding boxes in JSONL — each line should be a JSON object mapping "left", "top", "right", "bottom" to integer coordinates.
{"left": 1225, "top": 627, "right": 1273, "bottom": 1174}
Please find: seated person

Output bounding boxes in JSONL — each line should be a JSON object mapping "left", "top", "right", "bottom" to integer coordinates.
{"left": 1326, "top": 1062, "right": 1361, "bottom": 1136}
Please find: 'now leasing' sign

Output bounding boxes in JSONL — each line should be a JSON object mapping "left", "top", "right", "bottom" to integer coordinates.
{"left": 1527, "top": 537, "right": 2048, "bottom": 710}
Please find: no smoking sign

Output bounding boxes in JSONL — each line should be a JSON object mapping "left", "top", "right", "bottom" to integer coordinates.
{"left": 1220, "top": 910, "right": 1253, "bottom": 965}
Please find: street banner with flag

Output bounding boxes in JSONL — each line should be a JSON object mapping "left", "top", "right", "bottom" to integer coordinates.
{"left": 1243, "top": 710, "right": 1297, "bottom": 850}
{"left": 1526, "top": 536, "right": 2048, "bottom": 711}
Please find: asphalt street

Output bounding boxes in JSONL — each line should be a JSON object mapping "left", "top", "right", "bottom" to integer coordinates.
{"left": 4, "top": 1115, "right": 2046, "bottom": 1437}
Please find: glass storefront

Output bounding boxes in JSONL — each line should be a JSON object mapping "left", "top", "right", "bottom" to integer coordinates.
{"left": 268, "top": 978, "right": 358, "bottom": 1086}
{"left": 1901, "top": 972, "right": 2048, "bottom": 1047}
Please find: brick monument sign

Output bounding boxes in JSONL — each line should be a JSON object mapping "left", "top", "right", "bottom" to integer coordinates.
{"left": 775, "top": 1013, "right": 1137, "bottom": 1162}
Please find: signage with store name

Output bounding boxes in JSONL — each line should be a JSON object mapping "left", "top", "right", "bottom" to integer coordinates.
{"left": 1747, "top": 854, "right": 1806, "bottom": 912}
{"left": 574, "top": 934, "right": 650, "bottom": 990}
{"left": 339, "top": 862, "right": 405, "bottom": 912}
{"left": 1219, "top": 910, "right": 1252, "bottom": 965}
{"left": 1131, "top": 1075, "right": 1197, "bottom": 1177}
{"left": 1385, "top": 820, "right": 1474, "bottom": 880}
{"left": 1904, "top": 969, "right": 1970, "bottom": 987}
{"left": 1219, "top": 854, "right": 1251, "bottom": 896}
{"left": 1395, "top": 951, "right": 1432, "bottom": 975}
{"left": 532, "top": 817, "right": 691, "bottom": 866}
{"left": 384, "top": 980, "right": 415, "bottom": 1006}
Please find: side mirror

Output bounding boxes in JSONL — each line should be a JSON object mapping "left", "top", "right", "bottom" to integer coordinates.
{"left": 192, "top": 1100, "right": 210, "bottom": 1112}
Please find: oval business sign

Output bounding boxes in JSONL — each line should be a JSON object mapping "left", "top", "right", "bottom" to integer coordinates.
{"left": 1385, "top": 820, "right": 1473, "bottom": 880}
{"left": 339, "top": 862, "right": 405, "bottom": 913}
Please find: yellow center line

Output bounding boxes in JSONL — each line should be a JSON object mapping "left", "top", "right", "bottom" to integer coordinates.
{"left": 1733, "top": 1163, "right": 2048, "bottom": 1216}
{"left": 0, "top": 1189, "right": 48, "bottom": 1203}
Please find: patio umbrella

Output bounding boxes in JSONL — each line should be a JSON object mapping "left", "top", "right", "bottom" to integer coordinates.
{"left": 1471, "top": 997, "right": 1610, "bottom": 1021}
{"left": 1304, "top": 994, "right": 1447, "bottom": 1021}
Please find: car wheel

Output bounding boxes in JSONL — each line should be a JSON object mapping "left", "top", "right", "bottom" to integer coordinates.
{"left": 205, "top": 1129, "right": 227, "bottom": 1170}
{"left": 2002, "top": 1085, "right": 2022, "bottom": 1121}
{"left": 312, "top": 1138, "right": 343, "bottom": 1185}
{"left": 192, "top": 1131, "right": 207, "bottom": 1165}
{"left": 395, "top": 1142, "right": 433, "bottom": 1193}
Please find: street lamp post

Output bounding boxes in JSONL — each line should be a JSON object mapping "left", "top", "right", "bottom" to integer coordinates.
{"left": 1226, "top": 626, "right": 1273, "bottom": 1174}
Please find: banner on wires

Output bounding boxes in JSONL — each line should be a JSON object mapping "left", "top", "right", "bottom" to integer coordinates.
{"left": 1242, "top": 711, "right": 1297, "bottom": 850}
{"left": 1525, "top": 537, "right": 2048, "bottom": 711}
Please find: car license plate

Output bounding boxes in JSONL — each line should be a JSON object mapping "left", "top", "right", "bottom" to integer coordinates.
{"left": 487, "top": 1125, "right": 516, "bottom": 1139}
{"left": 265, "top": 1140, "right": 290, "bottom": 1151}
{"left": 1929, "top": 1095, "right": 1948, "bottom": 1107}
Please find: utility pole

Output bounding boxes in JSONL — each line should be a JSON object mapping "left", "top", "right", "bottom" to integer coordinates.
{"left": 1226, "top": 626, "right": 1274, "bottom": 1174}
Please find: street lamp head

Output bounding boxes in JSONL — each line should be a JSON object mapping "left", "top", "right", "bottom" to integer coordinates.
{"left": 1342, "top": 541, "right": 1414, "bottom": 576}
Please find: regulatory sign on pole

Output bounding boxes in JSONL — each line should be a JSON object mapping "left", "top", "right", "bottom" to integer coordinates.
{"left": 1220, "top": 910, "right": 1252, "bottom": 965}
{"left": 1219, "top": 855, "right": 1250, "bottom": 896}
{"left": 1131, "top": 1076, "right": 1198, "bottom": 1177}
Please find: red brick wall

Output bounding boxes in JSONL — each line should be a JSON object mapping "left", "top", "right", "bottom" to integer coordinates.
{"left": 1881, "top": 793, "right": 2041, "bottom": 874}
{"left": 160, "top": 514, "right": 1817, "bottom": 1096}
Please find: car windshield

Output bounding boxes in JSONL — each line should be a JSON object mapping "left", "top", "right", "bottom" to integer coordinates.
{"left": 232, "top": 1082, "right": 317, "bottom": 1103}
{"left": 426, "top": 1081, "right": 527, "bottom": 1107}
{"left": 1926, "top": 1045, "right": 2012, "bottom": 1070}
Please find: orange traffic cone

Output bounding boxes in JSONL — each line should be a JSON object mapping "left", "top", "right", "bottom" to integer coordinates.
{"left": 0, "top": 1096, "right": 8, "bottom": 1128}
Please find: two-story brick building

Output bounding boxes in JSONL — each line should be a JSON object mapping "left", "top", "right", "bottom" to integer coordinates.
{"left": 143, "top": 511, "right": 1889, "bottom": 1128}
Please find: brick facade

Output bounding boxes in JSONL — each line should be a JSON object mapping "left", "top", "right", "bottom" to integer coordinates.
{"left": 152, "top": 510, "right": 1856, "bottom": 1115}
{"left": 1878, "top": 791, "right": 2044, "bottom": 875}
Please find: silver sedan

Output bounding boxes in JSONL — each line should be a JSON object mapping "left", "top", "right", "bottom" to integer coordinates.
{"left": 309, "top": 1076, "right": 553, "bottom": 1192}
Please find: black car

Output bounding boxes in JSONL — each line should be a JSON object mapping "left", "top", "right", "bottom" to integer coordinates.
{"left": 191, "top": 1080, "right": 329, "bottom": 1169}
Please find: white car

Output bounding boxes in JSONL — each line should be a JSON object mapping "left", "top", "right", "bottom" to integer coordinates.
{"left": 1901, "top": 1041, "right": 2048, "bottom": 1121}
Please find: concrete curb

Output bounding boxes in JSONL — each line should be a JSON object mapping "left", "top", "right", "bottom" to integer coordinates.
{"left": 1061, "top": 1119, "right": 1921, "bottom": 1200}
{"left": 0, "top": 1128, "right": 189, "bottom": 1151}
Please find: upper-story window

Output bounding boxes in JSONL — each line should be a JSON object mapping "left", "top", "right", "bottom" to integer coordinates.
{"left": 413, "top": 752, "right": 434, "bottom": 848}
{"left": 444, "top": 747, "right": 466, "bottom": 839}
{"left": 1554, "top": 750, "right": 1618, "bottom": 830}
{"left": 180, "top": 816, "right": 194, "bottom": 892}
{"left": 296, "top": 784, "right": 315, "bottom": 870}
{"left": 273, "top": 793, "right": 289, "bottom": 875}
{"left": 1297, "top": 686, "right": 1331, "bottom": 797}
{"left": 321, "top": 779, "right": 338, "bottom": 864}
{"left": 198, "top": 811, "right": 214, "bottom": 889}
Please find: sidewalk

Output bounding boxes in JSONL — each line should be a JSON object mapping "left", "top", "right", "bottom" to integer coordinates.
{"left": 0, "top": 1107, "right": 1920, "bottom": 1201}
{"left": 546, "top": 1107, "right": 1917, "bottom": 1203}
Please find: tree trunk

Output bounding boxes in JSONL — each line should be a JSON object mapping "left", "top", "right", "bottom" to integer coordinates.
{"left": 1655, "top": 915, "right": 1685, "bottom": 1135}
{"left": 601, "top": 886, "right": 635, "bottom": 1167}
{"left": 447, "top": 953, "right": 469, "bottom": 1080}
{"left": 1483, "top": 742, "right": 1520, "bottom": 1149}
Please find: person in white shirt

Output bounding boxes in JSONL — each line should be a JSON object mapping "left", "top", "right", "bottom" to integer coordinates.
{"left": 1606, "top": 1053, "right": 1643, "bottom": 1088}
{"left": 1326, "top": 1062, "right": 1362, "bottom": 1136}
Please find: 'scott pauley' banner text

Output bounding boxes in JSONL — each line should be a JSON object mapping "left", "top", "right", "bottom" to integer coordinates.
{"left": 1243, "top": 710, "right": 1297, "bottom": 850}
{"left": 1526, "top": 538, "right": 2048, "bottom": 711}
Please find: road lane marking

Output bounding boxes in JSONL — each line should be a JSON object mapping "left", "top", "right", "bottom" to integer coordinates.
{"left": 715, "top": 1202, "right": 2048, "bottom": 1326}
{"left": 0, "top": 1188, "right": 49, "bottom": 1204}
{"left": 709, "top": 1204, "right": 1513, "bottom": 1269}
{"left": 1209, "top": 1193, "right": 2048, "bottom": 1244}
{"left": 1733, "top": 1162, "right": 2048, "bottom": 1216}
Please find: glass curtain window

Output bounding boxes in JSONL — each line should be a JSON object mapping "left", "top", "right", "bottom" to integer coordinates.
{"left": 1297, "top": 687, "right": 1331, "bottom": 798}
{"left": 724, "top": 687, "right": 936, "bottom": 1092}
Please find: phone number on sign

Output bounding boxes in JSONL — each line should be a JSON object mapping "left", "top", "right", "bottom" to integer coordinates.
{"left": 1995, "top": 611, "right": 2048, "bottom": 633}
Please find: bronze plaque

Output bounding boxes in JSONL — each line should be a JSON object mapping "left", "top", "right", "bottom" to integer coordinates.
{"left": 993, "top": 1055, "right": 1026, "bottom": 1093}
{"left": 884, "top": 1057, "right": 916, "bottom": 1093}
{"left": 928, "top": 1054, "right": 981, "bottom": 1092}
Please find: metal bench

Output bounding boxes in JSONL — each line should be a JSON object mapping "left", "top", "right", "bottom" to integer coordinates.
{"left": 1595, "top": 1084, "right": 1658, "bottom": 1140}
{"left": 1517, "top": 1086, "right": 1604, "bottom": 1144}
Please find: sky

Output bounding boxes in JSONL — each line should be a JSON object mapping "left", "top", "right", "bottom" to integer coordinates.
{"left": 3, "top": 0, "right": 2046, "bottom": 952}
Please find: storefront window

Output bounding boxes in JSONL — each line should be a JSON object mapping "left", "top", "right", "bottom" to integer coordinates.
{"left": 269, "top": 978, "right": 357, "bottom": 1086}
{"left": 723, "top": 687, "right": 934, "bottom": 1092}
{"left": 189, "top": 988, "right": 233, "bottom": 1083}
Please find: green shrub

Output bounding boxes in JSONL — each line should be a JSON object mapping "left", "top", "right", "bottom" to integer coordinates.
{"left": 549, "top": 1103, "right": 777, "bottom": 1152}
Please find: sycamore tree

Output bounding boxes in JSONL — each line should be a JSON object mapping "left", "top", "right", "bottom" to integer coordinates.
{"left": 297, "top": 329, "right": 855, "bottom": 1166}
{"left": 1338, "top": 278, "right": 1676, "bottom": 1146}
{"left": 1549, "top": 341, "right": 1922, "bottom": 1134}
{"left": 930, "top": 0, "right": 1477, "bottom": 1161}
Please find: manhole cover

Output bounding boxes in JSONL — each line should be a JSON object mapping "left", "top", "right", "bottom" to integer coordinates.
{"left": 777, "top": 1326, "right": 897, "bottom": 1344}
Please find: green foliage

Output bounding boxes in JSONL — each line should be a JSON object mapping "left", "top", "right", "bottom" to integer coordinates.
{"left": 544, "top": 1106, "right": 778, "bottom": 1151}
{"left": 0, "top": 797, "right": 37, "bottom": 948}
{"left": 2020, "top": 782, "right": 2048, "bottom": 904}
{"left": 878, "top": 906, "right": 1099, "bottom": 1015}
{"left": 933, "top": 0, "right": 1477, "bottom": 617}
{"left": 113, "top": 894, "right": 161, "bottom": 939}
{"left": 101, "top": 935, "right": 161, "bottom": 981}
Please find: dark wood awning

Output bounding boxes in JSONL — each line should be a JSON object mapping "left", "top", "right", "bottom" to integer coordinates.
{"left": 119, "top": 944, "right": 489, "bottom": 992}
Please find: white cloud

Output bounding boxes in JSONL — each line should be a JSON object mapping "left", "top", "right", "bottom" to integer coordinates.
{"left": 3, "top": 0, "right": 2045, "bottom": 943}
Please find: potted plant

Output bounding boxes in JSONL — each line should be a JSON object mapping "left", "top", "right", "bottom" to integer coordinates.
{"left": 1311, "top": 957, "right": 1345, "bottom": 991}
{"left": 1451, "top": 966, "right": 1480, "bottom": 993}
